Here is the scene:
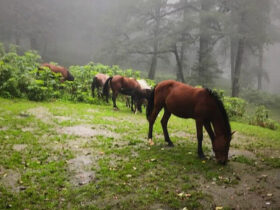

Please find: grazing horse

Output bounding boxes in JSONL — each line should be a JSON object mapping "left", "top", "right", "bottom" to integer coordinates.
{"left": 39, "top": 63, "right": 74, "bottom": 82}
{"left": 91, "top": 73, "right": 109, "bottom": 98}
{"left": 146, "top": 80, "right": 233, "bottom": 164}
{"left": 126, "top": 79, "right": 151, "bottom": 112}
{"left": 103, "top": 75, "right": 149, "bottom": 112}
{"left": 135, "top": 79, "right": 152, "bottom": 111}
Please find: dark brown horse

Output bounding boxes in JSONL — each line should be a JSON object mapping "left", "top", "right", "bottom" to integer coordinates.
{"left": 39, "top": 63, "right": 74, "bottom": 82}
{"left": 103, "top": 75, "right": 150, "bottom": 112}
{"left": 146, "top": 80, "right": 233, "bottom": 164}
{"left": 91, "top": 73, "right": 109, "bottom": 98}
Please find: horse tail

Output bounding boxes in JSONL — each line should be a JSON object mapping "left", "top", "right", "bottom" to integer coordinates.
{"left": 146, "top": 87, "right": 155, "bottom": 120}
{"left": 103, "top": 76, "right": 113, "bottom": 100}
{"left": 91, "top": 76, "right": 97, "bottom": 97}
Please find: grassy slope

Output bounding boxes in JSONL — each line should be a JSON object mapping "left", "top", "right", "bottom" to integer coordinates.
{"left": 0, "top": 97, "right": 279, "bottom": 209}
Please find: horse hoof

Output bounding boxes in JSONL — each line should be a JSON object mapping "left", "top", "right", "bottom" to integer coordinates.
{"left": 167, "top": 143, "right": 174, "bottom": 147}
{"left": 113, "top": 107, "right": 119, "bottom": 111}
{"left": 148, "top": 139, "right": 154, "bottom": 146}
{"left": 199, "top": 155, "right": 206, "bottom": 160}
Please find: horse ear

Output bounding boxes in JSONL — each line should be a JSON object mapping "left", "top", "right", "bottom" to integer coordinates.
{"left": 231, "top": 131, "right": 236, "bottom": 136}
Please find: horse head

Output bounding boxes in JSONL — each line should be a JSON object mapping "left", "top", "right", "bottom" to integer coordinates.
{"left": 66, "top": 71, "right": 75, "bottom": 81}
{"left": 212, "top": 134, "right": 232, "bottom": 164}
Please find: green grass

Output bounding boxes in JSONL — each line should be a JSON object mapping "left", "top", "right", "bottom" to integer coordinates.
{"left": 0, "top": 97, "right": 280, "bottom": 209}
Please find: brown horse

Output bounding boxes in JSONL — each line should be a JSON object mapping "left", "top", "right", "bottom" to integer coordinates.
{"left": 91, "top": 73, "right": 109, "bottom": 98}
{"left": 39, "top": 63, "right": 74, "bottom": 82}
{"left": 103, "top": 75, "right": 150, "bottom": 112}
{"left": 146, "top": 80, "right": 233, "bottom": 164}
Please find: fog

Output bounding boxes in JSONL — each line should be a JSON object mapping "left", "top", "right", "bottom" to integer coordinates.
{"left": 0, "top": 0, "right": 280, "bottom": 95}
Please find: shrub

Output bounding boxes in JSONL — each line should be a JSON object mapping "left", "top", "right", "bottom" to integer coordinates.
{"left": 223, "top": 97, "right": 247, "bottom": 118}
{"left": 249, "top": 105, "right": 278, "bottom": 130}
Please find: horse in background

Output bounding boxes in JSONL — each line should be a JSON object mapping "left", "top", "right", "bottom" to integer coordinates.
{"left": 134, "top": 79, "right": 152, "bottom": 112}
{"left": 146, "top": 80, "right": 233, "bottom": 164}
{"left": 91, "top": 73, "right": 109, "bottom": 98}
{"left": 103, "top": 75, "right": 150, "bottom": 112}
{"left": 39, "top": 63, "right": 74, "bottom": 82}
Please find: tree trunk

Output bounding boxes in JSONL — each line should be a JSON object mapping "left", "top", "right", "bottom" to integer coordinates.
{"left": 257, "top": 45, "right": 263, "bottom": 90}
{"left": 232, "top": 38, "right": 245, "bottom": 97}
{"left": 198, "top": 0, "right": 211, "bottom": 85}
{"left": 180, "top": 0, "right": 188, "bottom": 76}
{"left": 148, "top": 5, "right": 161, "bottom": 79}
{"left": 230, "top": 37, "right": 237, "bottom": 88}
{"left": 15, "top": 31, "right": 20, "bottom": 46}
{"left": 148, "top": 51, "right": 158, "bottom": 79}
{"left": 30, "top": 36, "right": 38, "bottom": 51}
{"left": 173, "top": 45, "right": 185, "bottom": 83}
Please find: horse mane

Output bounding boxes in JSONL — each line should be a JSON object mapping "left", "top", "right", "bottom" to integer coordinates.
{"left": 205, "top": 88, "right": 232, "bottom": 140}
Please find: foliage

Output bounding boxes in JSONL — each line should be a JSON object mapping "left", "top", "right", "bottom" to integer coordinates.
{"left": 0, "top": 45, "right": 142, "bottom": 103}
{"left": 212, "top": 89, "right": 246, "bottom": 119}
{"left": 249, "top": 105, "right": 278, "bottom": 130}
{"left": 0, "top": 48, "right": 41, "bottom": 99}
{"left": 223, "top": 97, "right": 247, "bottom": 119}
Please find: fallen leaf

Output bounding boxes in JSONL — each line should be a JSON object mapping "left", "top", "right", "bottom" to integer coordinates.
{"left": 215, "top": 207, "right": 223, "bottom": 210}
{"left": 126, "top": 174, "right": 132, "bottom": 178}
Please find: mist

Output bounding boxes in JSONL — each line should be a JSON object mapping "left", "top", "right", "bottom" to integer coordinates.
{"left": 1, "top": 0, "right": 280, "bottom": 95}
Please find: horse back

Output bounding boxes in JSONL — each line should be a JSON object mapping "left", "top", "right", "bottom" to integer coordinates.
{"left": 112, "top": 75, "right": 140, "bottom": 91}
{"left": 95, "top": 73, "right": 109, "bottom": 86}
{"left": 155, "top": 80, "right": 215, "bottom": 119}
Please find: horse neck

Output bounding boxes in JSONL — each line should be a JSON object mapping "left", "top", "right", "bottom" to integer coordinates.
{"left": 211, "top": 113, "right": 227, "bottom": 138}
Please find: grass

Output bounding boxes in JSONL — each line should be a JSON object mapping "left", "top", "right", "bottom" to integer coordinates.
{"left": 0, "top": 97, "right": 280, "bottom": 209}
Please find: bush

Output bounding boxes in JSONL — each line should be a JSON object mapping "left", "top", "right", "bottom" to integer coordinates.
{"left": 0, "top": 49, "right": 41, "bottom": 98}
{"left": 211, "top": 89, "right": 246, "bottom": 119}
{"left": 223, "top": 97, "right": 247, "bottom": 118}
{"left": 0, "top": 44, "right": 145, "bottom": 103}
{"left": 249, "top": 105, "right": 278, "bottom": 130}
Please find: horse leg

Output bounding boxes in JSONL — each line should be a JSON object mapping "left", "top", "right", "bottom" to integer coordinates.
{"left": 161, "top": 108, "right": 173, "bottom": 147}
{"left": 97, "top": 86, "right": 101, "bottom": 98}
{"left": 92, "top": 85, "right": 95, "bottom": 98}
{"left": 136, "top": 98, "right": 143, "bottom": 113}
{"left": 126, "top": 96, "right": 130, "bottom": 108}
{"left": 131, "top": 96, "right": 135, "bottom": 112}
{"left": 112, "top": 91, "right": 119, "bottom": 110}
{"left": 196, "top": 120, "right": 205, "bottom": 159}
{"left": 148, "top": 105, "right": 162, "bottom": 146}
{"left": 204, "top": 121, "right": 215, "bottom": 143}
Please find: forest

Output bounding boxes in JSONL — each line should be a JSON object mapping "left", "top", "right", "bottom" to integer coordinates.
{"left": 0, "top": 0, "right": 280, "bottom": 209}
{"left": 1, "top": 0, "right": 280, "bottom": 95}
